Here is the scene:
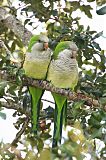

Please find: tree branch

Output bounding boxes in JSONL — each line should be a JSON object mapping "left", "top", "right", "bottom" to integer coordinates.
{"left": 0, "top": 70, "right": 100, "bottom": 108}
{"left": 0, "top": 101, "right": 30, "bottom": 116}
{"left": 0, "top": 7, "right": 32, "bottom": 46}
{"left": 22, "top": 76, "right": 100, "bottom": 107}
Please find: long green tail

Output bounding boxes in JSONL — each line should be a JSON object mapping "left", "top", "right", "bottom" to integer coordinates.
{"left": 52, "top": 93, "right": 66, "bottom": 147}
{"left": 63, "top": 100, "right": 67, "bottom": 127}
{"left": 29, "top": 87, "right": 44, "bottom": 135}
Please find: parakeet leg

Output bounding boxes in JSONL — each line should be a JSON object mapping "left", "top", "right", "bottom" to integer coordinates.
{"left": 29, "top": 87, "right": 44, "bottom": 135}
{"left": 52, "top": 94, "right": 66, "bottom": 148}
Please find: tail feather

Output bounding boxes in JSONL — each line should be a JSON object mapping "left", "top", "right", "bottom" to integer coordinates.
{"left": 29, "top": 87, "right": 44, "bottom": 135}
{"left": 52, "top": 93, "right": 66, "bottom": 148}
{"left": 63, "top": 99, "right": 67, "bottom": 127}
{"left": 52, "top": 104, "right": 63, "bottom": 147}
{"left": 59, "top": 105, "right": 64, "bottom": 142}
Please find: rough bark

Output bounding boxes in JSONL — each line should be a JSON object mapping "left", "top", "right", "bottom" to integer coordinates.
{"left": 0, "top": 7, "right": 32, "bottom": 46}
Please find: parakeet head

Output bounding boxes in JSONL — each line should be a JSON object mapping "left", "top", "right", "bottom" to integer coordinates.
{"left": 28, "top": 34, "right": 49, "bottom": 52}
{"left": 54, "top": 41, "right": 78, "bottom": 59}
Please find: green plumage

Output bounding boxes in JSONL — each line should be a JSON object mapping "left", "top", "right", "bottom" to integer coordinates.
{"left": 47, "top": 41, "right": 78, "bottom": 147}
{"left": 23, "top": 34, "right": 51, "bottom": 135}
{"left": 28, "top": 35, "right": 40, "bottom": 52}
{"left": 29, "top": 87, "right": 44, "bottom": 134}
{"left": 53, "top": 41, "right": 71, "bottom": 59}
{"left": 52, "top": 93, "right": 66, "bottom": 147}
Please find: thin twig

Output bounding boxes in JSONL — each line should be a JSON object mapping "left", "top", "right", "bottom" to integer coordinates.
{"left": 11, "top": 117, "right": 29, "bottom": 146}
{"left": 41, "top": 98, "right": 54, "bottom": 104}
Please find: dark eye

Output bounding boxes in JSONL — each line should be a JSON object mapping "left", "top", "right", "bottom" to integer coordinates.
{"left": 38, "top": 40, "right": 41, "bottom": 43}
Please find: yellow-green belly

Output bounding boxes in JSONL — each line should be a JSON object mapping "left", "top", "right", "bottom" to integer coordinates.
{"left": 23, "top": 60, "right": 50, "bottom": 79}
{"left": 48, "top": 71, "right": 78, "bottom": 89}
{"left": 47, "top": 62, "right": 78, "bottom": 90}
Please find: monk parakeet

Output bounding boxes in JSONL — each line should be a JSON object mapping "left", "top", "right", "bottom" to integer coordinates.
{"left": 47, "top": 41, "right": 78, "bottom": 147}
{"left": 23, "top": 34, "right": 52, "bottom": 135}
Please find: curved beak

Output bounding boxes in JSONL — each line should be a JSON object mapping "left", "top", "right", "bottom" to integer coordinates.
{"left": 71, "top": 51, "right": 77, "bottom": 58}
{"left": 43, "top": 42, "right": 48, "bottom": 50}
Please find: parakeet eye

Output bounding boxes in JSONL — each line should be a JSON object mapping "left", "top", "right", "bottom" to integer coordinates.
{"left": 38, "top": 40, "right": 41, "bottom": 43}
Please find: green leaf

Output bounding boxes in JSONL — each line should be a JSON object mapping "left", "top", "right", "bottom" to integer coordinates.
{"left": 8, "top": 85, "right": 17, "bottom": 96}
{"left": 88, "top": 116, "right": 101, "bottom": 128}
{"left": 91, "top": 128, "right": 102, "bottom": 139}
{"left": 37, "top": 149, "right": 51, "bottom": 160}
{"left": 92, "top": 31, "right": 103, "bottom": 40}
{"left": 96, "top": 0, "right": 106, "bottom": 6}
{"left": 92, "top": 111, "right": 102, "bottom": 122}
{"left": 41, "top": 132, "right": 51, "bottom": 140}
{"left": 70, "top": 1, "right": 80, "bottom": 11}
{"left": 80, "top": 5, "right": 92, "bottom": 18}
{"left": 11, "top": 41, "right": 16, "bottom": 52}
{"left": 52, "top": 9, "right": 58, "bottom": 16}
{"left": 14, "top": 39, "right": 23, "bottom": 48}
{"left": 37, "top": 138, "right": 44, "bottom": 152}
{"left": 96, "top": 6, "right": 106, "bottom": 15}
{"left": 99, "top": 97, "right": 106, "bottom": 105}
{"left": 0, "top": 81, "right": 7, "bottom": 98}
{"left": 92, "top": 41, "right": 101, "bottom": 51}
{"left": 0, "top": 112, "right": 6, "bottom": 120}
{"left": 24, "top": 18, "right": 31, "bottom": 26}
{"left": 73, "top": 101, "right": 84, "bottom": 109}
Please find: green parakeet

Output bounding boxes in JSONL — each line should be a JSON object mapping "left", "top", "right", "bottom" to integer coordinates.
{"left": 23, "top": 34, "right": 52, "bottom": 135}
{"left": 47, "top": 41, "right": 78, "bottom": 147}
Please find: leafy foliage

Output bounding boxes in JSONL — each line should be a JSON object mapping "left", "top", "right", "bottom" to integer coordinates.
{"left": 0, "top": 0, "right": 106, "bottom": 159}
{"left": 96, "top": 0, "right": 106, "bottom": 6}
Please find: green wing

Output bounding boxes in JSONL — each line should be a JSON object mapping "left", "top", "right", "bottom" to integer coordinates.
{"left": 24, "top": 34, "right": 51, "bottom": 135}
{"left": 28, "top": 35, "right": 40, "bottom": 52}
{"left": 53, "top": 41, "right": 70, "bottom": 59}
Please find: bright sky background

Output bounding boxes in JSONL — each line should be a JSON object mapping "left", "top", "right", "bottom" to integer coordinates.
{"left": 0, "top": 0, "right": 106, "bottom": 152}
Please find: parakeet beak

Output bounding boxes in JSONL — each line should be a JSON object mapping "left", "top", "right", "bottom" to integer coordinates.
{"left": 43, "top": 42, "right": 48, "bottom": 50}
{"left": 71, "top": 51, "right": 77, "bottom": 58}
